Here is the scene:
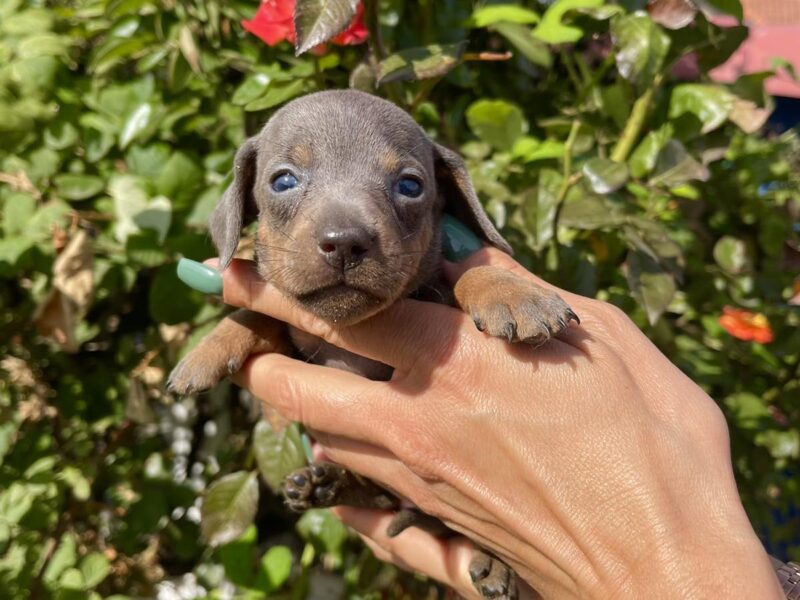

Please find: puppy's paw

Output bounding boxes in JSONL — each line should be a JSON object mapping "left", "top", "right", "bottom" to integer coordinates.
{"left": 469, "top": 551, "right": 518, "bottom": 600}
{"left": 167, "top": 309, "right": 289, "bottom": 395}
{"left": 167, "top": 340, "right": 247, "bottom": 395}
{"left": 282, "top": 462, "right": 349, "bottom": 512}
{"left": 455, "top": 266, "right": 578, "bottom": 346}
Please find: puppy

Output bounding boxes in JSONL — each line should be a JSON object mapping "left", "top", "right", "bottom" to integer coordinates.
{"left": 169, "top": 90, "right": 578, "bottom": 600}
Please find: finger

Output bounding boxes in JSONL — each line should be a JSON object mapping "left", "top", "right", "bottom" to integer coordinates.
{"left": 442, "top": 246, "right": 587, "bottom": 306}
{"left": 218, "top": 258, "right": 470, "bottom": 372}
{"left": 332, "top": 507, "right": 480, "bottom": 599}
{"left": 233, "top": 353, "right": 398, "bottom": 446}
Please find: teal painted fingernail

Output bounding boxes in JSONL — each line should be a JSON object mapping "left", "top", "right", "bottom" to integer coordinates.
{"left": 177, "top": 258, "right": 223, "bottom": 294}
{"left": 442, "top": 214, "right": 481, "bottom": 262}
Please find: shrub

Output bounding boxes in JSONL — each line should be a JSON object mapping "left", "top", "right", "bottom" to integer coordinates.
{"left": 0, "top": 0, "right": 798, "bottom": 597}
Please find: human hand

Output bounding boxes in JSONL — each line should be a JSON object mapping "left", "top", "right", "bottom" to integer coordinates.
{"left": 217, "top": 249, "right": 781, "bottom": 599}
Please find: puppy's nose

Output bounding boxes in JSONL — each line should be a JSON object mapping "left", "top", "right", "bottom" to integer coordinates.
{"left": 318, "top": 227, "right": 373, "bottom": 269}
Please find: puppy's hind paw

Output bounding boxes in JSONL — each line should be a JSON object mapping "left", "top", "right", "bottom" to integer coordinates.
{"left": 282, "top": 462, "right": 349, "bottom": 511}
{"left": 469, "top": 551, "right": 518, "bottom": 600}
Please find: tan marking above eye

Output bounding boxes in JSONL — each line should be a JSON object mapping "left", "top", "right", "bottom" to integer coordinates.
{"left": 377, "top": 149, "right": 402, "bottom": 173}
{"left": 288, "top": 145, "right": 313, "bottom": 167}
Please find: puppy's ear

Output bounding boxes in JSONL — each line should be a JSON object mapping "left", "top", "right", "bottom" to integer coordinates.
{"left": 209, "top": 137, "right": 259, "bottom": 269}
{"left": 433, "top": 143, "right": 512, "bottom": 255}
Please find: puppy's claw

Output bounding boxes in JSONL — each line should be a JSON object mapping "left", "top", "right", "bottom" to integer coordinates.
{"left": 567, "top": 308, "right": 580, "bottom": 325}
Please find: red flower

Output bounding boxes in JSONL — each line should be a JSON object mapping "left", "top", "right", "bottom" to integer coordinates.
{"left": 328, "top": 4, "right": 368, "bottom": 46}
{"left": 719, "top": 306, "right": 774, "bottom": 344}
{"left": 242, "top": 0, "right": 368, "bottom": 49}
{"left": 242, "top": 0, "right": 295, "bottom": 46}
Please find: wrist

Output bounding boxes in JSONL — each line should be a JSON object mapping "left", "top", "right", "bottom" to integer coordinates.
{"left": 614, "top": 515, "right": 783, "bottom": 599}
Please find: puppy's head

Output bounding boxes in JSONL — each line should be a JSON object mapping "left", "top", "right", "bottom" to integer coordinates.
{"left": 211, "top": 90, "right": 510, "bottom": 325}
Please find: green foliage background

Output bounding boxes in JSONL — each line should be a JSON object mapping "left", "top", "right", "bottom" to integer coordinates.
{"left": 1, "top": 0, "right": 798, "bottom": 597}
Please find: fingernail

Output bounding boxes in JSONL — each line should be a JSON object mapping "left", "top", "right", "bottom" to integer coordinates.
{"left": 442, "top": 214, "right": 481, "bottom": 262}
{"left": 177, "top": 258, "right": 223, "bottom": 295}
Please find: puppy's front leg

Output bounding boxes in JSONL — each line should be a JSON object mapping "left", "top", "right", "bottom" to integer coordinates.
{"left": 455, "top": 266, "right": 579, "bottom": 347}
{"left": 168, "top": 309, "right": 290, "bottom": 395}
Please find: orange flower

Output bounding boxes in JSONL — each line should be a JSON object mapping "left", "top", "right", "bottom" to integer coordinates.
{"left": 719, "top": 306, "right": 774, "bottom": 344}
{"left": 242, "top": 0, "right": 368, "bottom": 49}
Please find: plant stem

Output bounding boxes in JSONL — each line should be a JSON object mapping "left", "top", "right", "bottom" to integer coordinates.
{"left": 363, "top": 0, "right": 386, "bottom": 59}
{"left": 611, "top": 77, "right": 661, "bottom": 163}
{"left": 363, "top": 0, "right": 403, "bottom": 105}
{"left": 552, "top": 120, "right": 584, "bottom": 247}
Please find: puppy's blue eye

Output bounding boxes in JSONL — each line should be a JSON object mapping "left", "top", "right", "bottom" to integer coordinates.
{"left": 271, "top": 172, "right": 298, "bottom": 192}
{"left": 397, "top": 177, "right": 422, "bottom": 198}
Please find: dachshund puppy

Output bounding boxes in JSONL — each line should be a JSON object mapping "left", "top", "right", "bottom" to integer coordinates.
{"left": 169, "top": 90, "right": 578, "bottom": 600}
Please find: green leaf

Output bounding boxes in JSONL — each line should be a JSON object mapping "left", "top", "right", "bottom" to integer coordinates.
{"left": 59, "top": 466, "right": 91, "bottom": 501}
{"left": 217, "top": 525, "right": 257, "bottom": 587}
{"left": 125, "top": 143, "right": 171, "bottom": 178}
{"left": 669, "top": 84, "right": 735, "bottom": 134}
{"left": 512, "top": 137, "right": 565, "bottom": 162}
{"left": 649, "top": 140, "right": 709, "bottom": 186}
{"left": 696, "top": 0, "right": 743, "bottom": 21}
{"left": 201, "top": 471, "right": 259, "bottom": 547}
{"left": 59, "top": 567, "right": 85, "bottom": 590}
{"left": 469, "top": 4, "right": 540, "bottom": 27}
{"left": 0, "top": 422, "right": 17, "bottom": 467}
{"left": 0, "top": 483, "right": 34, "bottom": 525}
{"left": 532, "top": 0, "right": 603, "bottom": 45}
{"left": 559, "top": 185, "right": 621, "bottom": 229}
{"left": 126, "top": 230, "right": 168, "bottom": 267}
{"left": 466, "top": 99, "right": 527, "bottom": 151}
{"left": 724, "top": 392, "right": 771, "bottom": 430}
{"left": 43, "top": 533, "right": 77, "bottom": 586}
{"left": 629, "top": 124, "right": 673, "bottom": 178}
{"left": 120, "top": 103, "right": 153, "bottom": 148}
{"left": 582, "top": 158, "right": 629, "bottom": 193}
{"left": 3, "top": 193, "right": 37, "bottom": 236}
{"left": 79, "top": 553, "right": 110, "bottom": 589}
{"left": 296, "top": 509, "right": 349, "bottom": 568}
{"left": 713, "top": 236, "right": 750, "bottom": 274}
{"left": 154, "top": 152, "right": 203, "bottom": 205}
{"left": 754, "top": 430, "right": 800, "bottom": 460}
{"left": 523, "top": 169, "right": 560, "bottom": 251}
{"left": 492, "top": 22, "right": 552, "bottom": 68}
{"left": 349, "top": 61, "right": 376, "bottom": 91}
{"left": 18, "top": 33, "right": 70, "bottom": 58}
{"left": 25, "top": 455, "right": 58, "bottom": 478}
{"left": 54, "top": 174, "right": 105, "bottom": 201}
{"left": 110, "top": 174, "right": 172, "bottom": 243}
{"left": 378, "top": 42, "right": 468, "bottom": 84}
{"left": 148, "top": 264, "right": 204, "bottom": 325}
{"left": 626, "top": 250, "right": 676, "bottom": 325}
{"left": 611, "top": 13, "right": 671, "bottom": 88}
{"left": 294, "top": 0, "right": 359, "bottom": 55}
{"left": 258, "top": 545, "right": 293, "bottom": 592}
{"left": 232, "top": 73, "right": 273, "bottom": 106}
{"left": 253, "top": 421, "right": 307, "bottom": 493}
{"left": 45, "top": 121, "right": 79, "bottom": 150}
{"left": 245, "top": 79, "right": 306, "bottom": 112}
